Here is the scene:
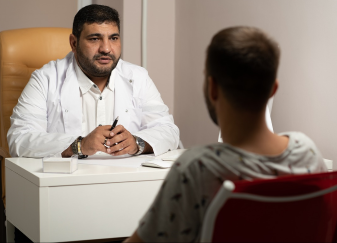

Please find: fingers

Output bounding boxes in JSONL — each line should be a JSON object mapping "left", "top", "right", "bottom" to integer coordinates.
{"left": 82, "top": 125, "right": 114, "bottom": 155}
{"left": 100, "top": 125, "right": 115, "bottom": 138}
{"left": 91, "top": 125, "right": 114, "bottom": 141}
{"left": 110, "top": 125, "right": 126, "bottom": 137}
{"left": 108, "top": 131, "right": 138, "bottom": 156}
{"left": 103, "top": 125, "right": 127, "bottom": 147}
{"left": 99, "top": 144, "right": 112, "bottom": 154}
{"left": 82, "top": 125, "right": 136, "bottom": 156}
{"left": 109, "top": 126, "right": 129, "bottom": 144}
{"left": 107, "top": 134, "right": 126, "bottom": 145}
{"left": 111, "top": 142, "right": 137, "bottom": 156}
{"left": 109, "top": 139, "right": 129, "bottom": 153}
{"left": 111, "top": 146, "right": 131, "bottom": 156}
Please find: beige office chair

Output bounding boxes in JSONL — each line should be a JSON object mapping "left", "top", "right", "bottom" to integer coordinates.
{"left": 0, "top": 27, "right": 72, "bottom": 208}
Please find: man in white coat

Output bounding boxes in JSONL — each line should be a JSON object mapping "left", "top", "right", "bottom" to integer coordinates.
{"left": 7, "top": 4, "right": 179, "bottom": 159}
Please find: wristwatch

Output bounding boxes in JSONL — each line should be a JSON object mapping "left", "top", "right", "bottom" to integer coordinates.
{"left": 71, "top": 136, "right": 88, "bottom": 159}
{"left": 133, "top": 135, "right": 145, "bottom": 155}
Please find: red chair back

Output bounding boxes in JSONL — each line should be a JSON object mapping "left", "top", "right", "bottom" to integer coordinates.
{"left": 207, "top": 172, "right": 337, "bottom": 242}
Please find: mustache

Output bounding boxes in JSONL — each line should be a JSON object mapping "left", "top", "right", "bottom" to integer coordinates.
{"left": 94, "top": 53, "right": 116, "bottom": 61}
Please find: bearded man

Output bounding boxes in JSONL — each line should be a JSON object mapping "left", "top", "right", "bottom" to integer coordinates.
{"left": 7, "top": 4, "right": 179, "bottom": 159}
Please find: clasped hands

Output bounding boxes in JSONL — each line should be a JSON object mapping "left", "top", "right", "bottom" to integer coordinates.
{"left": 81, "top": 125, "right": 138, "bottom": 156}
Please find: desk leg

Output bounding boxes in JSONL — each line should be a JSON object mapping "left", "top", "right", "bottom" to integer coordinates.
{"left": 6, "top": 220, "right": 14, "bottom": 243}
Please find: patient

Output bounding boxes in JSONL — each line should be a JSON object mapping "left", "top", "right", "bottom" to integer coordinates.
{"left": 125, "top": 26, "right": 327, "bottom": 242}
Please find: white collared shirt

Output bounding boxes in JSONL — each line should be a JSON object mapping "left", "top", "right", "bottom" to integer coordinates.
{"left": 74, "top": 58, "right": 115, "bottom": 137}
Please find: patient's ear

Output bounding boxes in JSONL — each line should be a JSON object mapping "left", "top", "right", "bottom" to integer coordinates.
{"left": 208, "top": 76, "right": 219, "bottom": 103}
{"left": 270, "top": 80, "right": 279, "bottom": 97}
{"left": 69, "top": 34, "right": 77, "bottom": 53}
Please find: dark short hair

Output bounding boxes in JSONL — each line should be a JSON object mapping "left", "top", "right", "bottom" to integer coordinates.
{"left": 72, "top": 4, "right": 120, "bottom": 39}
{"left": 206, "top": 26, "right": 280, "bottom": 111}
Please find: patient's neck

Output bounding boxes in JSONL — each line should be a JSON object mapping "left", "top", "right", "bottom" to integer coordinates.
{"left": 218, "top": 104, "right": 288, "bottom": 156}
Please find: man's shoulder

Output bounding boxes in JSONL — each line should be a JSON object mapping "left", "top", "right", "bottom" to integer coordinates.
{"left": 175, "top": 144, "right": 225, "bottom": 171}
{"left": 33, "top": 52, "right": 73, "bottom": 77}
{"left": 280, "top": 131, "right": 317, "bottom": 149}
{"left": 116, "top": 59, "right": 148, "bottom": 78}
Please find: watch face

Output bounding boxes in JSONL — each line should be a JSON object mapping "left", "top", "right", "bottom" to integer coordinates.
{"left": 136, "top": 137, "right": 145, "bottom": 149}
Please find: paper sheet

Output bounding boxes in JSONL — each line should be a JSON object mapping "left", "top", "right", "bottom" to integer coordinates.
{"left": 142, "top": 159, "right": 174, "bottom": 169}
{"left": 78, "top": 153, "right": 155, "bottom": 167}
{"left": 155, "top": 149, "right": 187, "bottom": 161}
{"left": 78, "top": 149, "right": 186, "bottom": 168}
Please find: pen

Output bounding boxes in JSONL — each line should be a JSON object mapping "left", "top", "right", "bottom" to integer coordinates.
{"left": 110, "top": 116, "right": 119, "bottom": 131}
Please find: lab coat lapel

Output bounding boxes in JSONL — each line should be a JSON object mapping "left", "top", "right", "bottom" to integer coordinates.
{"left": 60, "top": 61, "right": 82, "bottom": 136}
{"left": 114, "top": 62, "right": 133, "bottom": 129}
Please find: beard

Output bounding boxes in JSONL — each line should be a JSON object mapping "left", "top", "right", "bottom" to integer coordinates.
{"left": 76, "top": 45, "right": 120, "bottom": 77}
{"left": 204, "top": 81, "right": 218, "bottom": 126}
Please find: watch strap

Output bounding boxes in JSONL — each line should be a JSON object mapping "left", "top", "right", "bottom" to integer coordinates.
{"left": 77, "top": 136, "right": 88, "bottom": 159}
{"left": 71, "top": 137, "right": 79, "bottom": 155}
{"left": 133, "top": 135, "right": 145, "bottom": 155}
{"left": 71, "top": 136, "right": 88, "bottom": 159}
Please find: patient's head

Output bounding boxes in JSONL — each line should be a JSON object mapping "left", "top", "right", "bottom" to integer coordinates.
{"left": 72, "top": 4, "right": 120, "bottom": 39}
{"left": 204, "top": 26, "right": 280, "bottom": 124}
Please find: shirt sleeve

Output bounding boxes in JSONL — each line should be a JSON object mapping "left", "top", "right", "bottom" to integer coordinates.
{"left": 132, "top": 73, "right": 180, "bottom": 156}
{"left": 137, "top": 163, "right": 202, "bottom": 242}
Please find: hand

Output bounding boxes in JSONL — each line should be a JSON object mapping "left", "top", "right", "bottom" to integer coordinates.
{"left": 81, "top": 125, "right": 113, "bottom": 155}
{"left": 106, "top": 125, "right": 138, "bottom": 156}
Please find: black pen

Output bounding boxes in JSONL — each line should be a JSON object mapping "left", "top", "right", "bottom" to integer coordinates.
{"left": 110, "top": 116, "right": 119, "bottom": 131}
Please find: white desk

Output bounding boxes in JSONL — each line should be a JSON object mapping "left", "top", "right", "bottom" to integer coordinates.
{"left": 5, "top": 155, "right": 169, "bottom": 242}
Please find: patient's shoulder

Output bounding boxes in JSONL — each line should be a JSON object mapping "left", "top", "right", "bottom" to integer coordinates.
{"left": 279, "top": 131, "right": 318, "bottom": 150}
{"left": 174, "top": 143, "right": 229, "bottom": 171}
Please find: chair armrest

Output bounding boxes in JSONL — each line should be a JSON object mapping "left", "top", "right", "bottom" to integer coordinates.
{"left": 0, "top": 147, "right": 10, "bottom": 208}
{"left": 0, "top": 147, "right": 10, "bottom": 159}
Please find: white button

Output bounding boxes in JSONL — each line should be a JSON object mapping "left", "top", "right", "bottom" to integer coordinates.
{"left": 125, "top": 109, "right": 128, "bottom": 112}
{"left": 65, "top": 109, "right": 68, "bottom": 112}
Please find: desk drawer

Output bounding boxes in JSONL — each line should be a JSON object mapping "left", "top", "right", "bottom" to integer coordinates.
{"left": 47, "top": 180, "right": 163, "bottom": 242}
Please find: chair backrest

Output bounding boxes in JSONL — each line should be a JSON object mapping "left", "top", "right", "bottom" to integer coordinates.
{"left": 201, "top": 171, "right": 337, "bottom": 242}
{"left": 0, "top": 27, "right": 72, "bottom": 151}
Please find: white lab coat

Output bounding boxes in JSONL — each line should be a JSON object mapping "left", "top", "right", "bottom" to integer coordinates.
{"left": 7, "top": 52, "right": 179, "bottom": 157}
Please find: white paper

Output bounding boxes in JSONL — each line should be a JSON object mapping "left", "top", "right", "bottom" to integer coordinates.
{"left": 142, "top": 159, "right": 174, "bottom": 169}
{"left": 155, "top": 149, "right": 187, "bottom": 161}
{"left": 78, "top": 153, "right": 155, "bottom": 167}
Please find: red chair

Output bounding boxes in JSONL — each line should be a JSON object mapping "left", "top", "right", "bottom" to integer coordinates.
{"left": 200, "top": 171, "right": 337, "bottom": 242}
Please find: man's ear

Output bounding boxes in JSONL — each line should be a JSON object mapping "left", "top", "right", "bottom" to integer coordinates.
{"left": 208, "top": 76, "right": 219, "bottom": 103}
{"left": 69, "top": 34, "right": 77, "bottom": 53}
{"left": 269, "top": 80, "right": 279, "bottom": 98}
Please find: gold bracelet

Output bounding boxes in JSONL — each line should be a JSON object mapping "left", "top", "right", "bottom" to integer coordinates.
{"left": 77, "top": 136, "right": 88, "bottom": 158}
{"left": 77, "top": 140, "right": 81, "bottom": 154}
